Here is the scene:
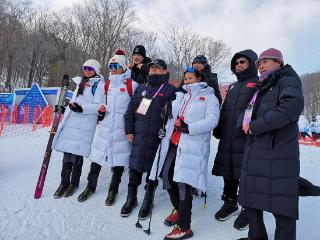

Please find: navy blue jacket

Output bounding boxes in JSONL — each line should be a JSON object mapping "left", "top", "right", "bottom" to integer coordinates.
{"left": 238, "top": 65, "right": 304, "bottom": 219}
{"left": 212, "top": 50, "right": 258, "bottom": 179}
{"left": 125, "top": 74, "right": 176, "bottom": 173}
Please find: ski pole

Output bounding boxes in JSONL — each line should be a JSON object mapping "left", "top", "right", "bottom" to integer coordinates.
{"left": 143, "top": 128, "right": 164, "bottom": 235}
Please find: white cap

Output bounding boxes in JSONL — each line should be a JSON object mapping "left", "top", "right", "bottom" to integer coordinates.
{"left": 108, "top": 49, "right": 127, "bottom": 71}
{"left": 83, "top": 59, "right": 101, "bottom": 75}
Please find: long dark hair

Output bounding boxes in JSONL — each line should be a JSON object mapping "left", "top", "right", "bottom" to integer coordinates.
{"left": 77, "top": 74, "right": 97, "bottom": 96}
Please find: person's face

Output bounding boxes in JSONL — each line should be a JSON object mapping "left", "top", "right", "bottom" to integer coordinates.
{"left": 192, "top": 62, "right": 205, "bottom": 71}
{"left": 184, "top": 72, "right": 201, "bottom": 85}
{"left": 257, "top": 59, "right": 281, "bottom": 74}
{"left": 109, "top": 63, "right": 124, "bottom": 75}
{"left": 111, "top": 67, "right": 124, "bottom": 75}
{"left": 234, "top": 57, "right": 250, "bottom": 73}
{"left": 149, "top": 64, "right": 167, "bottom": 75}
{"left": 132, "top": 54, "right": 144, "bottom": 64}
{"left": 83, "top": 66, "right": 96, "bottom": 78}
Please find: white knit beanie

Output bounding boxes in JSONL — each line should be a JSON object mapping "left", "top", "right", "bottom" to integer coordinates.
{"left": 108, "top": 49, "right": 127, "bottom": 71}
{"left": 83, "top": 59, "right": 101, "bottom": 75}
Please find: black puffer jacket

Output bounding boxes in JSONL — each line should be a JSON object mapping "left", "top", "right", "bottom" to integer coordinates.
{"left": 212, "top": 49, "right": 258, "bottom": 179}
{"left": 238, "top": 65, "right": 304, "bottom": 219}
{"left": 125, "top": 73, "right": 176, "bottom": 173}
{"left": 202, "top": 66, "right": 222, "bottom": 104}
{"left": 130, "top": 57, "right": 152, "bottom": 84}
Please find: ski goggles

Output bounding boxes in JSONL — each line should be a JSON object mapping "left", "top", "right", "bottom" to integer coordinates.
{"left": 83, "top": 66, "right": 95, "bottom": 72}
{"left": 185, "top": 66, "right": 196, "bottom": 73}
{"left": 108, "top": 63, "right": 121, "bottom": 70}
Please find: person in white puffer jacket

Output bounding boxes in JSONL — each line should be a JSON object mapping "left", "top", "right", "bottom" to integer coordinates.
{"left": 77, "top": 49, "right": 138, "bottom": 205}
{"left": 149, "top": 67, "right": 220, "bottom": 240}
{"left": 298, "top": 115, "right": 311, "bottom": 139}
{"left": 314, "top": 116, "right": 320, "bottom": 141}
{"left": 52, "top": 59, "right": 105, "bottom": 198}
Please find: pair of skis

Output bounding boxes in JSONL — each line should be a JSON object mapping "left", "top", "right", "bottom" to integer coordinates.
{"left": 34, "top": 75, "right": 70, "bottom": 199}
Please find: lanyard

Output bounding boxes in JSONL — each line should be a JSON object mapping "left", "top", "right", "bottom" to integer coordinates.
{"left": 179, "top": 88, "right": 193, "bottom": 117}
{"left": 248, "top": 90, "right": 259, "bottom": 108}
{"left": 142, "top": 83, "right": 165, "bottom": 99}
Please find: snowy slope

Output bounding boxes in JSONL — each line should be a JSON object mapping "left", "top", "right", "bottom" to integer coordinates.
{"left": 1, "top": 128, "right": 320, "bottom": 240}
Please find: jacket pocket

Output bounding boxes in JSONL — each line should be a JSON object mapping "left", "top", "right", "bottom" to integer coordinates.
{"left": 269, "top": 132, "right": 275, "bottom": 150}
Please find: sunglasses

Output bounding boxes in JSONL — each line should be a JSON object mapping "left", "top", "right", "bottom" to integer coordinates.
{"left": 185, "top": 66, "right": 196, "bottom": 73}
{"left": 109, "top": 63, "right": 121, "bottom": 70}
{"left": 83, "top": 66, "right": 95, "bottom": 72}
{"left": 235, "top": 59, "right": 247, "bottom": 66}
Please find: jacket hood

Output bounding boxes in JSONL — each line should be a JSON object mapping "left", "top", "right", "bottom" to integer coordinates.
{"left": 182, "top": 82, "right": 210, "bottom": 93}
{"left": 231, "top": 49, "right": 258, "bottom": 81}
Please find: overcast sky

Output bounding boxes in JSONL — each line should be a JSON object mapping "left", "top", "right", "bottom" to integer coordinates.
{"left": 33, "top": 0, "right": 320, "bottom": 77}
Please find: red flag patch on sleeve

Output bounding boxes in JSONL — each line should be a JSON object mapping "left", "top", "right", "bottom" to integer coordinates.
{"left": 199, "top": 96, "right": 206, "bottom": 102}
{"left": 246, "top": 82, "right": 256, "bottom": 88}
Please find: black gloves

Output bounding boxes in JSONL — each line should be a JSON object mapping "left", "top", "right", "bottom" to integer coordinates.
{"left": 158, "top": 128, "right": 166, "bottom": 139}
{"left": 69, "top": 102, "right": 83, "bottom": 113}
{"left": 179, "top": 119, "right": 189, "bottom": 133}
{"left": 174, "top": 118, "right": 189, "bottom": 134}
{"left": 97, "top": 110, "right": 106, "bottom": 122}
{"left": 54, "top": 105, "right": 66, "bottom": 114}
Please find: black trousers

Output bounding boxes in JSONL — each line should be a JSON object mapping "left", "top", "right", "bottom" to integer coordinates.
{"left": 62, "top": 152, "right": 83, "bottom": 187}
{"left": 247, "top": 208, "right": 296, "bottom": 240}
{"left": 223, "top": 177, "right": 239, "bottom": 201}
{"left": 128, "top": 168, "right": 152, "bottom": 189}
{"left": 165, "top": 145, "right": 193, "bottom": 230}
{"left": 87, "top": 162, "right": 124, "bottom": 192}
{"left": 109, "top": 166, "right": 124, "bottom": 193}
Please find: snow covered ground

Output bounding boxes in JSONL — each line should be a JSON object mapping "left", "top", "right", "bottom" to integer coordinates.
{"left": 1, "top": 128, "right": 320, "bottom": 240}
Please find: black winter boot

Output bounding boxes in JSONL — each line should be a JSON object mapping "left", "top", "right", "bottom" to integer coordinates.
{"left": 63, "top": 184, "right": 78, "bottom": 197}
{"left": 78, "top": 186, "right": 94, "bottom": 202}
{"left": 215, "top": 195, "right": 239, "bottom": 221}
{"left": 105, "top": 166, "right": 124, "bottom": 206}
{"left": 299, "top": 177, "right": 320, "bottom": 196}
{"left": 120, "top": 186, "right": 138, "bottom": 217}
{"left": 70, "top": 156, "right": 84, "bottom": 188}
{"left": 54, "top": 162, "right": 72, "bottom": 198}
{"left": 105, "top": 191, "right": 117, "bottom": 206}
{"left": 63, "top": 156, "right": 83, "bottom": 198}
{"left": 138, "top": 182, "right": 156, "bottom": 220}
{"left": 78, "top": 162, "right": 101, "bottom": 202}
{"left": 234, "top": 208, "right": 249, "bottom": 230}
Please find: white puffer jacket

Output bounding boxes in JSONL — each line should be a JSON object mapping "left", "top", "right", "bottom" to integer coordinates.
{"left": 298, "top": 115, "right": 310, "bottom": 133}
{"left": 89, "top": 73, "right": 138, "bottom": 167}
{"left": 310, "top": 116, "right": 320, "bottom": 133}
{"left": 52, "top": 75, "right": 105, "bottom": 157}
{"left": 149, "top": 82, "right": 220, "bottom": 192}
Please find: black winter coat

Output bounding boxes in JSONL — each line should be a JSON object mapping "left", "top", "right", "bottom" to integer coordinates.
{"left": 130, "top": 57, "right": 151, "bottom": 84}
{"left": 238, "top": 65, "right": 304, "bottom": 219}
{"left": 202, "top": 66, "right": 222, "bottom": 105}
{"left": 125, "top": 74, "right": 176, "bottom": 173}
{"left": 212, "top": 50, "right": 258, "bottom": 179}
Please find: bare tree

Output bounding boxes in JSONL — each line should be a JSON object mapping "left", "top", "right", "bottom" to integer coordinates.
{"left": 301, "top": 72, "right": 320, "bottom": 119}
{"left": 163, "top": 26, "right": 230, "bottom": 80}
{"left": 0, "top": 0, "right": 233, "bottom": 93}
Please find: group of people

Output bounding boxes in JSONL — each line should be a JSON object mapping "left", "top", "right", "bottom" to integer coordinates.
{"left": 51, "top": 44, "right": 320, "bottom": 240}
{"left": 298, "top": 115, "right": 320, "bottom": 141}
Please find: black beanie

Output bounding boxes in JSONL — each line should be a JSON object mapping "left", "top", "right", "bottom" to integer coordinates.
{"left": 132, "top": 45, "right": 146, "bottom": 58}
{"left": 192, "top": 55, "right": 208, "bottom": 66}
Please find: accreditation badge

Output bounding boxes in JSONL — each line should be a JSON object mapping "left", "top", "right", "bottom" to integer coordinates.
{"left": 136, "top": 98, "right": 152, "bottom": 115}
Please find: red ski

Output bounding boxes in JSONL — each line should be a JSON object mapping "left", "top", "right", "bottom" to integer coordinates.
{"left": 34, "top": 74, "right": 70, "bottom": 199}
